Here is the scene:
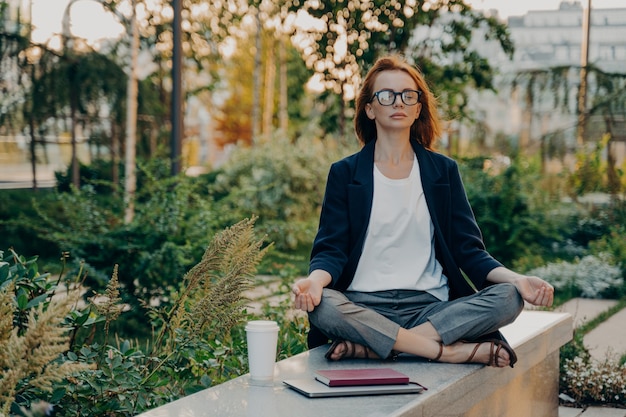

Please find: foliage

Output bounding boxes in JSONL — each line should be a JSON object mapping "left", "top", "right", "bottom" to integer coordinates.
{"left": 0, "top": 249, "right": 91, "bottom": 417}
{"left": 53, "top": 218, "right": 269, "bottom": 416}
{"left": 210, "top": 135, "right": 347, "bottom": 251}
{"left": 258, "top": 298, "right": 309, "bottom": 361}
{"left": 541, "top": 193, "right": 626, "bottom": 300}
{"left": 0, "top": 4, "right": 30, "bottom": 134}
{"left": 567, "top": 136, "right": 612, "bottom": 198}
{"left": 565, "top": 133, "right": 626, "bottom": 203}
{"left": 0, "top": 218, "right": 302, "bottom": 417}
{"left": 559, "top": 299, "right": 626, "bottom": 408}
{"left": 55, "top": 159, "right": 118, "bottom": 195}
{"left": 289, "top": 0, "right": 514, "bottom": 125}
{"left": 153, "top": 217, "right": 269, "bottom": 353}
{"left": 26, "top": 42, "right": 127, "bottom": 188}
{"left": 514, "top": 65, "right": 626, "bottom": 159}
{"left": 214, "top": 27, "right": 313, "bottom": 146}
{"left": 526, "top": 253, "right": 623, "bottom": 299}
{"left": 459, "top": 156, "right": 561, "bottom": 266}
{"left": 557, "top": 298, "right": 626, "bottom": 408}
{"left": 589, "top": 228, "right": 626, "bottom": 280}
{"left": 561, "top": 354, "right": 626, "bottom": 407}
{"left": 0, "top": 189, "right": 61, "bottom": 265}
{"left": 21, "top": 160, "right": 220, "bottom": 313}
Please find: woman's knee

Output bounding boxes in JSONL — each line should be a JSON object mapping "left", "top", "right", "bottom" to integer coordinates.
{"left": 308, "top": 288, "right": 350, "bottom": 329}
{"left": 497, "top": 283, "right": 524, "bottom": 318}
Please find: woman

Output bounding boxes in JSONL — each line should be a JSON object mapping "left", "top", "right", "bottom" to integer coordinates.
{"left": 292, "top": 55, "right": 554, "bottom": 367}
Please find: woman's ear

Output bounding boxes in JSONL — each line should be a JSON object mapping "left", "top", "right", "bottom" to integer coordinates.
{"left": 414, "top": 102, "right": 422, "bottom": 119}
{"left": 365, "top": 103, "right": 375, "bottom": 120}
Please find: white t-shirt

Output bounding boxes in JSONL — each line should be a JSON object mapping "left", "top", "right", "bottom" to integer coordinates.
{"left": 348, "top": 155, "right": 449, "bottom": 301}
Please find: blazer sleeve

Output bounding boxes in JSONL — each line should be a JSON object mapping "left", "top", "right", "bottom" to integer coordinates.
{"left": 309, "top": 160, "right": 352, "bottom": 286}
{"left": 447, "top": 160, "right": 502, "bottom": 288}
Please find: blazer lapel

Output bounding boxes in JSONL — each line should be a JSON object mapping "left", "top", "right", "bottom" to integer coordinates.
{"left": 348, "top": 141, "right": 375, "bottom": 244}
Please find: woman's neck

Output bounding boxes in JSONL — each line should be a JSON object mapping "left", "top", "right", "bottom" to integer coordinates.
{"left": 374, "top": 134, "right": 413, "bottom": 163}
{"left": 374, "top": 137, "right": 414, "bottom": 179}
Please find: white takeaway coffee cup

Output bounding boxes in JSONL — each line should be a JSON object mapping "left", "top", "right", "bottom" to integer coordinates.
{"left": 245, "top": 320, "right": 279, "bottom": 385}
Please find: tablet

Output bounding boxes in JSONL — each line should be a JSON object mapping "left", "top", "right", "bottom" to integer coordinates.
{"left": 283, "top": 378, "right": 425, "bottom": 398}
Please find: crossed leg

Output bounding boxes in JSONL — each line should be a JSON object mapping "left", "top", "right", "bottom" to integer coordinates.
{"left": 314, "top": 285, "right": 523, "bottom": 368}
{"left": 326, "top": 324, "right": 517, "bottom": 368}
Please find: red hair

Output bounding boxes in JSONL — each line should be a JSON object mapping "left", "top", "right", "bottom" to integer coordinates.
{"left": 354, "top": 55, "right": 442, "bottom": 150}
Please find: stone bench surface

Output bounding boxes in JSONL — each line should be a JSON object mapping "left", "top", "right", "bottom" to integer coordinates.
{"left": 136, "top": 311, "right": 572, "bottom": 417}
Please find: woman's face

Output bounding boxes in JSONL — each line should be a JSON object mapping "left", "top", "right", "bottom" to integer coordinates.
{"left": 365, "top": 70, "right": 422, "bottom": 133}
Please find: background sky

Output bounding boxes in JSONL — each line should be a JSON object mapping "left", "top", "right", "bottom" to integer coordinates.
{"left": 30, "top": 0, "right": 626, "bottom": 45}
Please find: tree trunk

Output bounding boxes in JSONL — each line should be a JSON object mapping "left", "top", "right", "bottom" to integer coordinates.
{"left": 339, "top": 82, "right": 346, "bottom": 140}
{"left": 28, "top": 65, "right": 38, "bottom": 191}
{"left": 251, "top": 7, "right": 262, "bottom": 142}
{"left": 70, "top": 85, "right": 80, "bottom": 189}
{"left": 111, "top": 118, "right": 119, "bottom": 190}
{"left": 279, "top": 37, "right": 288, "bottom": 135}
{"left": 29, "top": 113, "right": 38, "bottom": 191}
{"left": 520, "top": 85, "right": 532, "bottom": 154}
{"left": 604, "top": 114, "right": 619, "bottom": 195}
{"left": 124, "top": 0, "right": 139, "bottom": 224}
{"left": 262, "top": 39, "right": 275, "bottom": 138}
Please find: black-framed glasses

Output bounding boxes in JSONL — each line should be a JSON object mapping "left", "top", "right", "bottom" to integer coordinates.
{"left": 371, "top": 89, "right": 421, "bottom": 106}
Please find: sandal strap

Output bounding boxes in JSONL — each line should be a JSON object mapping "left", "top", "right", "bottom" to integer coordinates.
{"left": 492, "top": 342, "right": 503, "bottom": 367}
{"left": 465, "top": 342, "right": 483, "bottom": 364}
{"left": 431, "top": 342, "right": 444, "bottom": 362}
{"left": 463, "top": 339, "right": 516, "bottom": 368}
{"left": 326, "top": 340, "right": 379, "bottom": 361}
{"left": 344, "top": 341, "right": 355, "bottom": 358}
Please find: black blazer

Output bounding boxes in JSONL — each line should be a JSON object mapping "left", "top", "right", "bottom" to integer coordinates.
{"left": 307, "top": 139, "right": 503, "bottom": 348}
{"left": 310, "top": 139, "right": 503, "bottom": 299}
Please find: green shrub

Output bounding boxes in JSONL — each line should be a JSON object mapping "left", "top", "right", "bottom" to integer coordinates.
{"left": 19, "top": 161, "right": 222, "bottom": 322}
{"left": 459, "top": 156, "right": 561, "bottom": 265}
{"left": 561, "top": 354, "right": 626, "bottom": 407}
{"left": 0, "top": 189, "right": 62, "bottom": 265}
{"left": 0, "top": 218, "right": 302, "bottom": 417}
{"left": 526, "top": 253, "right": 623, "bottom": 299}
{"left": 209, "top": 135, "right": 346, "bottom": 251}
{"left": 0, "top": 249, "right": 92, "bottom": 417}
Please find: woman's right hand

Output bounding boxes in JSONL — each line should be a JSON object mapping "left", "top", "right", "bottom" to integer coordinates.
{"left": 292, "top": 270, "right": 331, "bottom": 312}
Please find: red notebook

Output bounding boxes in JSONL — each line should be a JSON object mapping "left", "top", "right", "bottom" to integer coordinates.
{"left": 314, "top": 367, "right": 410, "bottom": 387}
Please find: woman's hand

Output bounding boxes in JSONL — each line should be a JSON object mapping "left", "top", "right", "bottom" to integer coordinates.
{"left": 514, "top": 275, "right": 554, "bottom": 307}
{"left": 292, "top": 270, "right": 331, "bottom": 312}
{"left": 487, "top": 266, "right": 554, "bottom": 307}
{"left": 292, "top": 278, "right": 322, "bottom": 312}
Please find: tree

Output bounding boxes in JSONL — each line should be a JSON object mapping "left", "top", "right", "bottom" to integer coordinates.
{"left": 1, "top": 3, "right": 42, "bottom": 190}
{"left": 213, "top": 25, "right": 312, "bottom": 146}
{"left": 288, "top": 0, "right": 514, "bottom": 138}
{"left": 0, "top": 3, "right": 30, "bottom": 137}
{"left": 29, "top": 46, "right": 126, "bottom": 189}
{"left": 514, "top": 65, "right": 626, "bottom": 187}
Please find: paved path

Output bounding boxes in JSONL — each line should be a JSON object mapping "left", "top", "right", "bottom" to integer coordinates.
{"left": 583, "top": 306, "right": 626, "bottom": 360}
{"left": 553, "top": 298, "right": 626, "bottom": 361}
{"left": 561, "top": 407, "right": 626, "bottom": 417}
{"left": 554, "top": 298, "right": 618, "bottom": 328}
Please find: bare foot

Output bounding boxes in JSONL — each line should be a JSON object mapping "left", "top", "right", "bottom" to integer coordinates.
{"left": 437, "top": 340, "right": 517, "bottom": 368}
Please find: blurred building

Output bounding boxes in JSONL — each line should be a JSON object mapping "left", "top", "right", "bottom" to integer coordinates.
{"left": 460, "top": 1, "right": 626, "bottom": 167}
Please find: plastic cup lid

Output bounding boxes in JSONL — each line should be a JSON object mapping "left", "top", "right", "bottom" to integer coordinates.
{"left": 245, "top": 320, "right": 279, "bottom": 331}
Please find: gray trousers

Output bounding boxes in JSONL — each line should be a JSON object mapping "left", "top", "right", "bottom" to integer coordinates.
{"left": 308, "top": 283, "right": 524, "bottom": 359}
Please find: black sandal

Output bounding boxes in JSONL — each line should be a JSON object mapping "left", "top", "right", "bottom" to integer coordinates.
{"left": 324, "top": 340, "right": 373, "bottom": 361}
{"left": 464, "top": 339, "right": 518, "bottom": 368}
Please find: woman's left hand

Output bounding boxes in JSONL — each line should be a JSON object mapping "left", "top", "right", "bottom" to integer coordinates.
{"left": 515, "top": 275, "right": 554, "bottom": 307}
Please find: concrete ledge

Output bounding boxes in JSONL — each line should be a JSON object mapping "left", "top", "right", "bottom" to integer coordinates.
{"left": 136, "top": 310, "right": 572, "bottom": 417}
